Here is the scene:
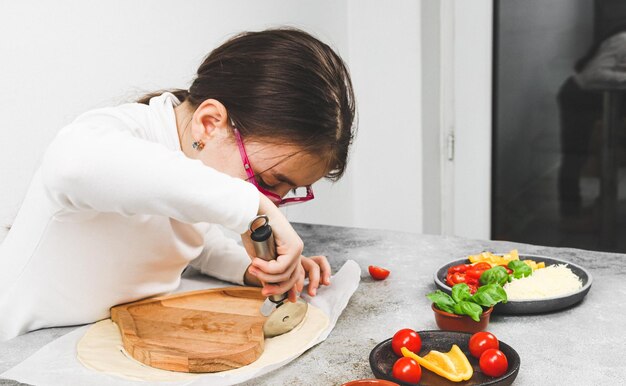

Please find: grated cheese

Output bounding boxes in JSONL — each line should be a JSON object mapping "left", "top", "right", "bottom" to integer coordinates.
{"left": 503, "top": 264, "right": 582, "bottom": 300}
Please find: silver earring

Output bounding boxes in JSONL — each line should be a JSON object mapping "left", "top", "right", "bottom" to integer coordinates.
{"left": 192, "top": 141, "right": 205, "bottom": 151}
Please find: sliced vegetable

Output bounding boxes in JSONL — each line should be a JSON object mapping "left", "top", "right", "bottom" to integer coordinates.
{"left": 447, "top": 264, "right": 469, "bottom": 274}
{"left": 468, "top": 249, "right": 519, "bottom": 266}
{"left": 523, "top": 259, "right": 546, "bottom": 270}
{"left": 447, "top": 272, "right": 467, "bottom": 285}
{"left": 401, "top": 345, "right": 473, "bottom": 382}
{"left": 368, "top": 265, "right": 390, "bottom": 280}
{"left": 479, "top": 266, "right": 509, "bottom": 286}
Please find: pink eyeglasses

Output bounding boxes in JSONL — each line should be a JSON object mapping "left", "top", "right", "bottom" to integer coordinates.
{"left": 233, "top": 127, "right": 314, "bottom": 207}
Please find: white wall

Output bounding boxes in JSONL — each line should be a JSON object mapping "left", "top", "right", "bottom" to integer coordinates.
{"left": 287, "top": 0, "right": 423, "bottom": 233}
{"left": 1, "top": 0, "right": 425, "bottom": 239}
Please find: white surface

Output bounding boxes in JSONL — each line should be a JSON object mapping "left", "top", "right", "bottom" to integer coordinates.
{"left": 0, "top": 260, "right": 361, "bottom": 386}
{"left": 0, "top": 0, "right": 433, "bottom": 236}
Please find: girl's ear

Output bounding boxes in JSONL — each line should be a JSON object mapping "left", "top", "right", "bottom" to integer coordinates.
{"left": 190, "top": 99, "right": 230, "bottom": 143}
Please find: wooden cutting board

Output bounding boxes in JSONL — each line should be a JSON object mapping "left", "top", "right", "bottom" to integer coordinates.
{"left": 110, "top": 287, "right": 267, "bottom": 373}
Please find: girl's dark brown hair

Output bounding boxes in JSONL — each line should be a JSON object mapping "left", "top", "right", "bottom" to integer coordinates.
{"left": 139, "top": 28, "right": 356, "bottom": 181}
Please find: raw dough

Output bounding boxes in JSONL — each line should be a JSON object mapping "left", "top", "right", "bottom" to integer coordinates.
{"left": 77, "top": 304, "right": 329, "bottom": 382}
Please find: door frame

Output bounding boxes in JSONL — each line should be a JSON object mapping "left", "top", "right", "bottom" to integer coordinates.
{"left": 439, "top": 0, "right": 493, "bottom": 240}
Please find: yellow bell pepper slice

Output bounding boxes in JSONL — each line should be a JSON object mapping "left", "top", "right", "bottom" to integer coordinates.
{"left": 401, "top": 345, "right": 473, "bottom": 382}
{"left": 468, "top": 249, "right": 520, "bottom": 267}
{"left": 522, "top": 259, "right": 546, "bottom": 270}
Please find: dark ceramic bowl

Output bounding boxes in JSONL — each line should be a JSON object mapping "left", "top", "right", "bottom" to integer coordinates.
{"left": 433, "top": 254, "right": 593, "bottom": 314}
{"left": 369, "top": 330, "right": 520, "bottom": 386}
{"left": 432, "top": 304, "right": 493, "bottom": 333}
{"left": 342, "top": 379, "right": 400, "bottom": 386}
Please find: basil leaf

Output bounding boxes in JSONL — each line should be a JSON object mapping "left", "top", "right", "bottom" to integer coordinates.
{"left": 454, "top": 301, "right": 483, "bottom": 322}
{"left": 451, "top": 283, "right": 472, "bottom": 303}
{"left": 508, "top": 260, "right": 532, "bottom": 279}
{"left": 479, "top": 266, "right": 509, "bottom": 286}
{"left": 426, "top": 290, "right": 456, "bottom": 313}
{"left": 471, "top": 283, "right": 508, "bottom": 307}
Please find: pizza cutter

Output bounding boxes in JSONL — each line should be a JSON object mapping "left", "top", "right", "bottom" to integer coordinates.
{"left": 249, "top": 215, "right": 308, "bottom": 338}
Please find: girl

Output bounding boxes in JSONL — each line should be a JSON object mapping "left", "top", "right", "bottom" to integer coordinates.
{"left": 0, "top": 28, "right": 355, "bottom": 341}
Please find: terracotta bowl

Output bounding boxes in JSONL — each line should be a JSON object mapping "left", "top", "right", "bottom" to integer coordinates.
{"left": 431, "top": 303, "right": 493, "bottom": 333}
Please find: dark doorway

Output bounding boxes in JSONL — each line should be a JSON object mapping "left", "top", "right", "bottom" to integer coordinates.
{"left": 492, "top": 0, "right": 626, "bottom": 252}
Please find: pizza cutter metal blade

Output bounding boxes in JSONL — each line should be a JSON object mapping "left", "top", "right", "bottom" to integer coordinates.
{"left": 249, "top": 215, "right": 308, "bottom": 338}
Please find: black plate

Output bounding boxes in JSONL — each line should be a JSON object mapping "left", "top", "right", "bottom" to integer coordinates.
{"left": 433, "top": 254, "right": 593, "bottom": 314}
{"left": 369, "top": 331, "right": 520, "bottom": 386}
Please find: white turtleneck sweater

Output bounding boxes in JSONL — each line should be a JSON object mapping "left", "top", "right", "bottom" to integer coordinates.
{"left": 0, "top": 93, "right": 260, "bottom": 341}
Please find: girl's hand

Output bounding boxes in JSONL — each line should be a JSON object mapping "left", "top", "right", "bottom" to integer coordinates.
{"left": 244, "top": 255, "right": 332, "bottom": 297}
{"left": 241, "top": 194, "right": 304, "bottom": 302}
{"left": 300, "top": 255, "right": 332, "bottom": 296}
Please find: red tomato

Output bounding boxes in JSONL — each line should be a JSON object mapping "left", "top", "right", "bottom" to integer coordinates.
{"left": 499, "top": 264, "right": 513, "bottom": 274}
{"left": 469, "top": 331, "right": 500, "bottom": 358}
{"left": 471, "top": 262, "right": 492, "bottom": 271}
{"left": 467, "top": 283, "right": 478, "bottom": 294}
{"left": 465, "top": 276, "right": 479, "bottom": 285}
{"left": 368, "top": 265, "right": 390, "bottom": 280}
{"left": 447, "top": 263, "right": 469, "bottom": 274}
{"left": 479, "top": 349, "right": 508, "bottom": 377}
{"left": 447, "top": 272, "right": 467, "bottom": 285}
{"left": 391, "top": 329, "right": 422, "bottom": 357}
{"left": 465, "top": 268, "right": 485, "bottom": 280}
{"left": 392, "top": 357, "right": 422, "bottom": 384}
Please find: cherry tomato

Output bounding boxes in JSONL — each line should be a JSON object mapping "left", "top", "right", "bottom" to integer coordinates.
{"left": 392, "top": 357, "right": 422, "bottom": 384}
{"left": 447, "top": 272, "right": 467, "bottom": 285}
{"left": 499, "top": 264, "right": 513, "bottom": 274}
{"left": 472, "top": 262, "right": 492, "bottom": 271}
{"left": 469, "top": 331, "right": 500, "bottom": 358}
{"left": 368, "top": 265, "right": 390, "bottom": 280}
{"left": 465, "top": 268, "right": 485, "bottom": 280}
{"left": 447, "top": 263, "right": 469, "bottom": 274}
{"left": 479, "top": 348, "right": 508, "bottom": 377}
{"left": 465, "top": 276, "right": 479, "bottom": 285}
{"left": 391, "top": 328, "right": 422, "bottom": 357}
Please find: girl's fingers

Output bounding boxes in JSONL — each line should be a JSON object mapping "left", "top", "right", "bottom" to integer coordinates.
{"left": 295, "top": 263, "right": 305, "bottom": 294}
{"left": 249, "top": 258, "right": 298, "bottom": 283}
{"left": 254, "top": 261, "right": 304, "bottom": 299}
{"left": 260, "top": 275, "right": 297, "bottom": 297}
{"left": 310, "top": 255, "right": 332, "bottom": 286}
{"left": 251, "top": 253, "right": 301, "bottom": 275}
{"left": 302, "top": 257, "right": 321, "bottom": 296}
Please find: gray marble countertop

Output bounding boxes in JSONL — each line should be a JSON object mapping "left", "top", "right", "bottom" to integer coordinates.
{"left": 1, "top": 223, "right": 624, "bottom": 385}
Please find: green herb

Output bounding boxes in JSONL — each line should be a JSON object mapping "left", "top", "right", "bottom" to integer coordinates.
{"left": 508, "top": 260, "right": 532, "bottom": 279}
{"left": 471, "top": 283, "right": 508, "bottom": 307}
{"left": 451, "top": 283, "right": 472, "bottom": 303}
{"left": 454, "top": 301, "right": 484, "bottom": 322}
{"left": 427, "top": 282, "right": 508, "bottom": 322}
{"left": 479, "top": 266, "right": 509, "bottom": 286}
{"left": 426, "top": 290, "right": 456, "bottom": 313}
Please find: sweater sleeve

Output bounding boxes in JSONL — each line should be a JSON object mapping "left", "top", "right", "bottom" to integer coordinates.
{"left": 188, "top": 225, "right": 251, "bottom": 285}
{"left": 40, "top": 120, "right": 260, "bottom": 234}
